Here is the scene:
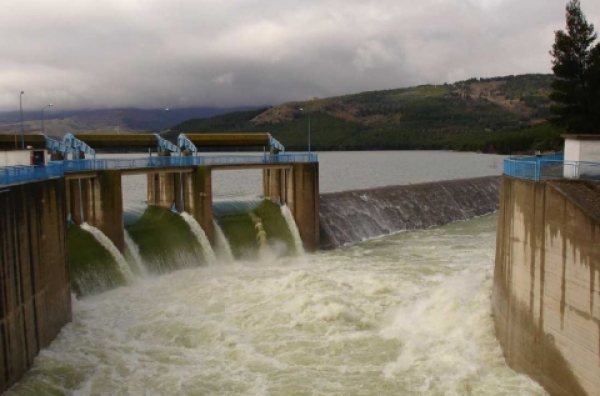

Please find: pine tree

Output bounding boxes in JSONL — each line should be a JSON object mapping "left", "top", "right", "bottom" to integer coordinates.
{"left": 550, "top": 0, "right": 600, "bottom": 133}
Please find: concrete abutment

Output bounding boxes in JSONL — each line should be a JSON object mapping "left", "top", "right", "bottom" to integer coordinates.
{"left": 0, "top": 179, "right": 72, "bottom": 393}
{"left": 494, "top": 176, "right": 600, "bottom": 396}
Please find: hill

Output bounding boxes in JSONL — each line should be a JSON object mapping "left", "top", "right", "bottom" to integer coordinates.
{"left": 0, "top": 107, "right": 260, "bottom": 138}
{"left": 167, "top": 74, "right": 562, "bottom": 154}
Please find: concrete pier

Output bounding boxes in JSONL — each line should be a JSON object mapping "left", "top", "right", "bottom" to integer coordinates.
{"left": 147, "top": 167, "right": 214, "bottom": 244}
{"left": 287, "top": 163, "right": 320, "bottom": 252}
{"left": 494, "top": 176, "right": 600, "bottom": 396}
{"left": 0, "top": 179, "right": 72, "bottom": 393}
{"left": 191, "top": 166, "right": 214, "bottom": 245}
{"left": 66, "top": 170, "right": 125, "bottom": 252}
{"left": 263, "top": 168, "right": 287, "bottom": 203}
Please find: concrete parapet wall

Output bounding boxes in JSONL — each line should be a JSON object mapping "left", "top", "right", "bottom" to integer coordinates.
{"left": 0, "top": 179, "right": 72, "bottom": 393}
{"left": 493, "top": 176, "right": 600, "bottom": 396}
{"left": 319, "top": 176, "right": 501, "bottom": 248}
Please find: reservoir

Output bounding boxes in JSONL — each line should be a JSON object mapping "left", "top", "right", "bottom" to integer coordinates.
{"left": 6, "top": 151, "right": 547, "bottom": 395}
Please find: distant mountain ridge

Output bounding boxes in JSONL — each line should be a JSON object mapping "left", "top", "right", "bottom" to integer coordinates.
{"left": 0, "top": 106, "right": 262, "bottom": 137}
{"left": 167, "top": 74, "right": 560, "bottom": 154}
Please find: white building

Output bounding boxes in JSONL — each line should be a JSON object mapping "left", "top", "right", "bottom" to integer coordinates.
{"left": 563, "top": 135, "right": 600, "bottom": 179}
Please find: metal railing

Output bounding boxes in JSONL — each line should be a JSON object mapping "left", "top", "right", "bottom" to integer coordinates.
{"left": 504, "top": 154, "right": 600, "bottom": 182}
{"left": 0, "top": 153, "right": 318, "bottom": 186}
{"left": 0, "top": 163, "right": 64, "bottom": 186}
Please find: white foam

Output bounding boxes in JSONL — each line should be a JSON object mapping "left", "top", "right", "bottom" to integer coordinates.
{"left": 11, "top": 215, "right": 546, "bottom": 395}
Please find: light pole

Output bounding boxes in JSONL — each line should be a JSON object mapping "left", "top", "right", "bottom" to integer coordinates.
{"left": 299, "top": 107, "right": 311, "bottom": 153}
{"left": 41, "top": 103, "right": 53, "bottom": 134}
{"left": 19, "top": 91, "right": 24, "bottom": 149}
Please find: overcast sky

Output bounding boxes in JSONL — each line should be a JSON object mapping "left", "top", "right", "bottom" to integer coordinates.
{"left": 1, "top": 0, "right": 599, "bottom": 111}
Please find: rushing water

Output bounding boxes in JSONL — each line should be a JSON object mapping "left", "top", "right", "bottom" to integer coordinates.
{"left": 81, "top": 223, "right": 135, "bottom": 284}
{"left": 124, "top": 230, "right": 149, "bottom": 277}
{"left": 213, "top": 220, "right": 235, "bottom": 263}
{"left": 8, "top": 215, "right": 545, "bottom": 395}
{"left": 180, "top": 212, "right": 218, "bottom": 265}
{"left": 7, "top": 151, "right": 547, "bottom": 395}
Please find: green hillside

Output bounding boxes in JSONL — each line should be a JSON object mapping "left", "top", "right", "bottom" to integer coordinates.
{"left": 166, "top": 74, "right": 562, "bottom": 154}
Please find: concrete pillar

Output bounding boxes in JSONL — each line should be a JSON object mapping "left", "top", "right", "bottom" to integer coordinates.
{"left": 66, "top": 172, "right": 124, "bottom": 251}
{"left": 66, "top": 178, "right": 93, "bottom": 225}
{"left": 147, "top": 173, "right": 176, "bottom": 210}
{"left": 290, "top": 163, "right": 319, "bottom": 252}
{"left": 263, "top": 168, "right": 284, "bottom": 203}
{"left": 90, "top": 170, "right": 124, "bottom": 252}
{"left": 191, "top": 166, "right": 214, "bottom": 245}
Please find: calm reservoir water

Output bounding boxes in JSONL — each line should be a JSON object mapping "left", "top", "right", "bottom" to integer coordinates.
{"left": 7, "top": 151, "right": 547, "bottom": 395}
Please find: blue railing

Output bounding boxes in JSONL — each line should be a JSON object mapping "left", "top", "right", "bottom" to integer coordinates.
{"left": 0, "top": 163, "right": 65, "bottom": 186}
{"left": 0, "top": 153, "right": 318, "bottom": 186}
{"left": 504, "top": 154, "right": 600, "bottom": 181}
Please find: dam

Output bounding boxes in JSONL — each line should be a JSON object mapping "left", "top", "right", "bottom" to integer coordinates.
{"left": 1, "top": 147, "right": 557, "bottom": 395}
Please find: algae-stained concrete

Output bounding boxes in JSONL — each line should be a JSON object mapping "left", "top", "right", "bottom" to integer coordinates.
{"left": 68, "top": 225, "right": 126, "bottom": 297}
{"left": 217, "top": 199, "right": 295, "bottom": 259}
{"left": 0, "top": 179, "right": 71, "bottom": 393}
{"left": 494, "top": 176, "right": 600, "bottom": 396}
{"left": 126, "top": 205, "right": 205, "bottom": 273}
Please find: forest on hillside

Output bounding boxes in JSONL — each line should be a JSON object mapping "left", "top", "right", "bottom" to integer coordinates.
{"left": 165, "top": 74, "right": 563, "bottom": 154}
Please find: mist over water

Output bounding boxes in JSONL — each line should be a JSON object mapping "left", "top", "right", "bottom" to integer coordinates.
{"left": 8, "top": 215, "right": 545, "bottom": 396}
{"left": 7, "top": 152, "right": 546, "bottom": 395}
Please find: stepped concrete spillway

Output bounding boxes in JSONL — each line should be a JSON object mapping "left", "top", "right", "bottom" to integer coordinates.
{"left": 319, "top": 176, "right": 501, "bottom": 248}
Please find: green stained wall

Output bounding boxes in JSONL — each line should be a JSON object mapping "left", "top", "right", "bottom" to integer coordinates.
{"left": 125, "top": 206, "right": 205, "bottom": 273}
{"left": 67, "top": 225, "right": 126, "bottom": 297}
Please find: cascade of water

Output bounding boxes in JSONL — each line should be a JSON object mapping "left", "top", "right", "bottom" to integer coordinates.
{"left": 124, "top": 230, "right": 149, "bottom": 277}
{"left": 281, "top": 204, "right": 305, "bottom": 255}
{"left": 180, "top": 212, "right": 217, "bottom": 265}
{"left": 248, "top": 211, "right": 268, "bottom": 252}
{"left": 213, "top": 220, "right": 235, "bottom": 263}
{"left": 81, "top": 223, "right": 135, "bottom": 283}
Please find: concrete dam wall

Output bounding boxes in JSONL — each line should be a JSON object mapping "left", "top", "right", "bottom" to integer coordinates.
{"left": 493, "top": 176, "right": 600, "bottom": 396}
{"left": 319, "top": 176, "right": 501, "bottom": 248}
{"left": 0, "top": 179, "right": 72, "bottom": 393}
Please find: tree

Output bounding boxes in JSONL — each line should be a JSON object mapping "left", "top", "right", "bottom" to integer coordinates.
{"left": 549, "top": 0, "right": 600, "bottom": 133}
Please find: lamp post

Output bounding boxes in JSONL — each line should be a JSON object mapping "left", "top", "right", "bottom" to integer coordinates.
{"left": 41, "top": 103, "right": 53, "bottom": 134}
{"left": 19, "top": 91, "right": 24, "bottom": 149}
{"left": 299, "top": 107, "right": 311, "bottom": 153}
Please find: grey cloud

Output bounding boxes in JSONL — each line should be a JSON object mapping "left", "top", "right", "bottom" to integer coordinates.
{"left": 1, "top": 0, "right": 599, "bottom": 111}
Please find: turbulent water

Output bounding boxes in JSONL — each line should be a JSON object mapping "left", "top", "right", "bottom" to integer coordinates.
{"left": 7, "top": 152, "right": 546, "bottom": 395}
{"left": 181, "top": 212, "right": 218, "bottom": 265}
{"left": 8, "top": 215, "right": 545, "bottom": 396}
{"left": 81, "top": 223, "right": 135, "bottom": 284}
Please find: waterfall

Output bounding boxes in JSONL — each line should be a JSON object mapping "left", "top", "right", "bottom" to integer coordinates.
{"left": 180, "top": 212, "right": 217, "bottom": 265}
{"left": 213, "top": 220, "right": 235, "bottom": 263}
{"left": 281, "top": 205, "right": 305, "bottom": 255}
{"left": 124, "top": 230, "right": 149, "bottom": 277}
{"left": 248, "top": 211, "right": 268, "bottom": 252}
{"left": 81, "top": 223, "right": 135, "bottom": 283}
